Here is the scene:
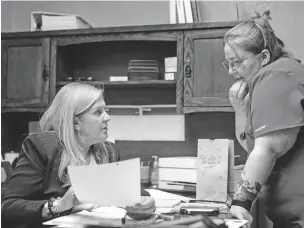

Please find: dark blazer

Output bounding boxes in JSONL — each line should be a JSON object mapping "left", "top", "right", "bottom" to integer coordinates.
{"left": 1, "top": 132, "right": 148, "bottom": 228}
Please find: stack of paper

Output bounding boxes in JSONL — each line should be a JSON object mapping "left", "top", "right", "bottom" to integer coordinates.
{"left": 31, "top": 11, "right": 92, "bottom": 31}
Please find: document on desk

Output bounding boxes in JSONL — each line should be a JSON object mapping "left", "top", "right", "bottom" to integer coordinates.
{"left": 224, "top": 219, "right": 248, "bottom": 228}
{"left": 196, "top": 139, "right": 229, "bottom": 202}
{"left": 68, "top": 158, "right": 141, "bottom": 207}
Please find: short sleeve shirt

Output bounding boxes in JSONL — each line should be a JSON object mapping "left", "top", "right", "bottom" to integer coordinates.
{"left": 245, "top": 58, "right": 304, "bottom": 150}
{"left": 244, "top": 58, "right": 304, "bottom": 224}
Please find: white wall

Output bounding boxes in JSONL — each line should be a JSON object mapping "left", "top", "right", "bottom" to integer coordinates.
{"left": 236, "top": 1, "right": 304, "bottom": 63}
{"left": 196, "top": 1, "right": 304, "bottom": 63}
{"left": 1, "top": 1, "right": 170, "bottom": 32}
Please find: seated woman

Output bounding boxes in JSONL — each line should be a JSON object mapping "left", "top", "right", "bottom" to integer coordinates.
{"left": 1, "top": 82, "right": 155, "bottom": 228}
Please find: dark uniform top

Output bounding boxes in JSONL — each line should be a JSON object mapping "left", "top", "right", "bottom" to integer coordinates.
{"left": 1, "top": 132, "right": 148, "bottom": 228}
{"left": 244, "top": 57, "right": 304, "bottom": 227}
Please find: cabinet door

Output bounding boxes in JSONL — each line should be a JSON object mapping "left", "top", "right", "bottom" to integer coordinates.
{"left": 183, "top": 29, "right": 234, "bottom": 113}
{"left": 1, "top": 38, "right": 50, "bottom": 108}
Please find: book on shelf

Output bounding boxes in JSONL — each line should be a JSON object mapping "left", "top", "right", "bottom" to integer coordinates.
{"left": 171, "top": 0, "right": 200, "bottom": 24}
{"left": 31, "top": 11, "right": 92, "bottom": 31}
{"left": 184, "top": 0, "right": 193, "bottom": 23}
{"left": 169, "top": 0, "right": 177, "bottom": 24}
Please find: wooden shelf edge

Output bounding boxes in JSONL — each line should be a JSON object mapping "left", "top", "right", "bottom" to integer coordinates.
{"left": 183, "top": 106, "right": 234, "bottom": 114}
{"left": 1, "top": 107, "right": 46, "bottom": 113}
{"left": 56, "top": 80, "right": 176, "bottom": 88}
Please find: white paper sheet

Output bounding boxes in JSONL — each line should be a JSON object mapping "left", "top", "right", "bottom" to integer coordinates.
{"left": 68, "top": 158, "right": 141, "bottom": 207}
{"left": 224, "top": 219, "right": 248, "bottom": 228}
{"left": 43, "top": 210, "right": 123, "bottom": 227}
{"left": 145, "top": 188, "right": 194, "bottom": 213}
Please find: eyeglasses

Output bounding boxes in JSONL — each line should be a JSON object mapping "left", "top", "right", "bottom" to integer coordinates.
{"left": 222, "top": 54, "right": 256, "bottom": 71}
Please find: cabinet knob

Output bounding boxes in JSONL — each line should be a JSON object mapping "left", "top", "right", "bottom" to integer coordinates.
{"left": 185, "top": 65, "right": 192, "bottom": 78}
{"left": 42, "top": 65, "right": 49, "bottom": 81}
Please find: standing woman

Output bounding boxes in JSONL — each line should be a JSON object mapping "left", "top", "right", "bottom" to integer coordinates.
{"left": 2, "top": 82, "right": 154, "bottom": 228}
{"left": 223, "top": 11, "right": 304, "bottom": 228}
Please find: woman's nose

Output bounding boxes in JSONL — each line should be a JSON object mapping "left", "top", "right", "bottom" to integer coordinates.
{"left": 228, "top": 67, "right": 238, "bottom": 78}
{"left": 102, "top": 111, "right": 111, "bottom": 122}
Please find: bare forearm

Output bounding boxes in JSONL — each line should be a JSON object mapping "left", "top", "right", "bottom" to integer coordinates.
{"left": 234, "top": 147, "right": 276, "bottom": 203}
{"left": 235, "top": 111, "right": 248, "bottom": 152}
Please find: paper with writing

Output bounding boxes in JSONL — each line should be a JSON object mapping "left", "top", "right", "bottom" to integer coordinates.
{"left": 68, "top": 158, "right": 141, "bottom": 207}
{"left": 196, "top": 139, "right": 229, "bottom": 202}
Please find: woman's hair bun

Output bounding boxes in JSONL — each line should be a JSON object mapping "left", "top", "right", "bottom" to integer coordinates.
{"left": 252, "top": 10, "right": 272, "bottom": 29}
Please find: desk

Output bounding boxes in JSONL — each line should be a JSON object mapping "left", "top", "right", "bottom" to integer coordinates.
{"left": 45, "top": 188, "right": 253, "bottom": 228}
{"left": 46, "top": 209, "right": 232, "bottom": 228}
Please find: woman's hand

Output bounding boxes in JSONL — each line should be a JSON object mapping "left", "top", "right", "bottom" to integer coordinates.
{"left": 126, "top": 196, "right": 156, "bottom": 220}
{"left": 58, "top": 186, "right": 99, "bottom": 214}
{"left": 71, "top": 203, "right": 99, "bottom": 214}
{"left": 230, "top": 205, "right": 253, "bottom": 228}
{"left": 229, "top": 80, "right": 250, "bottom": 114}
{"left": 57, "top": 186, "right": 79, "bottom": 212}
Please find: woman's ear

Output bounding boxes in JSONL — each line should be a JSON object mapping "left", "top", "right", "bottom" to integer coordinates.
{"left": 261, "top": 49, "right": 271, "bottom": 66}
{"left": 74, "top": 117, "right": 81, "bottom": 131}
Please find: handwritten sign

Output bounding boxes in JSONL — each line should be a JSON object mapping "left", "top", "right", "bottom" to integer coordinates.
{"left": 196, "top": 139, "right": 229, "bottom": 202}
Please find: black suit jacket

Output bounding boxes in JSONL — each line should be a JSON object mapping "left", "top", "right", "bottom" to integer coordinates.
{"left": 1, "top": 132, "right": 148, "bottom": 228}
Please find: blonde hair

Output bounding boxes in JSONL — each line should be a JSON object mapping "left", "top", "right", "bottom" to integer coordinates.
{"left": 40, "top": 82, "right": 112, "bottom": 183}
{"left": 224, "top": 10, "right": 291, "bottom": 64}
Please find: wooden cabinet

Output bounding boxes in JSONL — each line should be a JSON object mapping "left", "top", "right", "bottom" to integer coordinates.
{"left": 52, "top": 32, "right": 178, "bottom": 107}
{"left": 1, "top": 38, "right": 50, "bottom": 108}
{"left": 1, "top": 22, "right": 239, "bottom": 113}
{"left": 181, "top": 29, "right": 235, "bottom": 114}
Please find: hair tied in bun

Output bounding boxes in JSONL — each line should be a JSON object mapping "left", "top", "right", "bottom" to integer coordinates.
{"left": 254, "top": 10, "right": 272, "bottom": 23}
